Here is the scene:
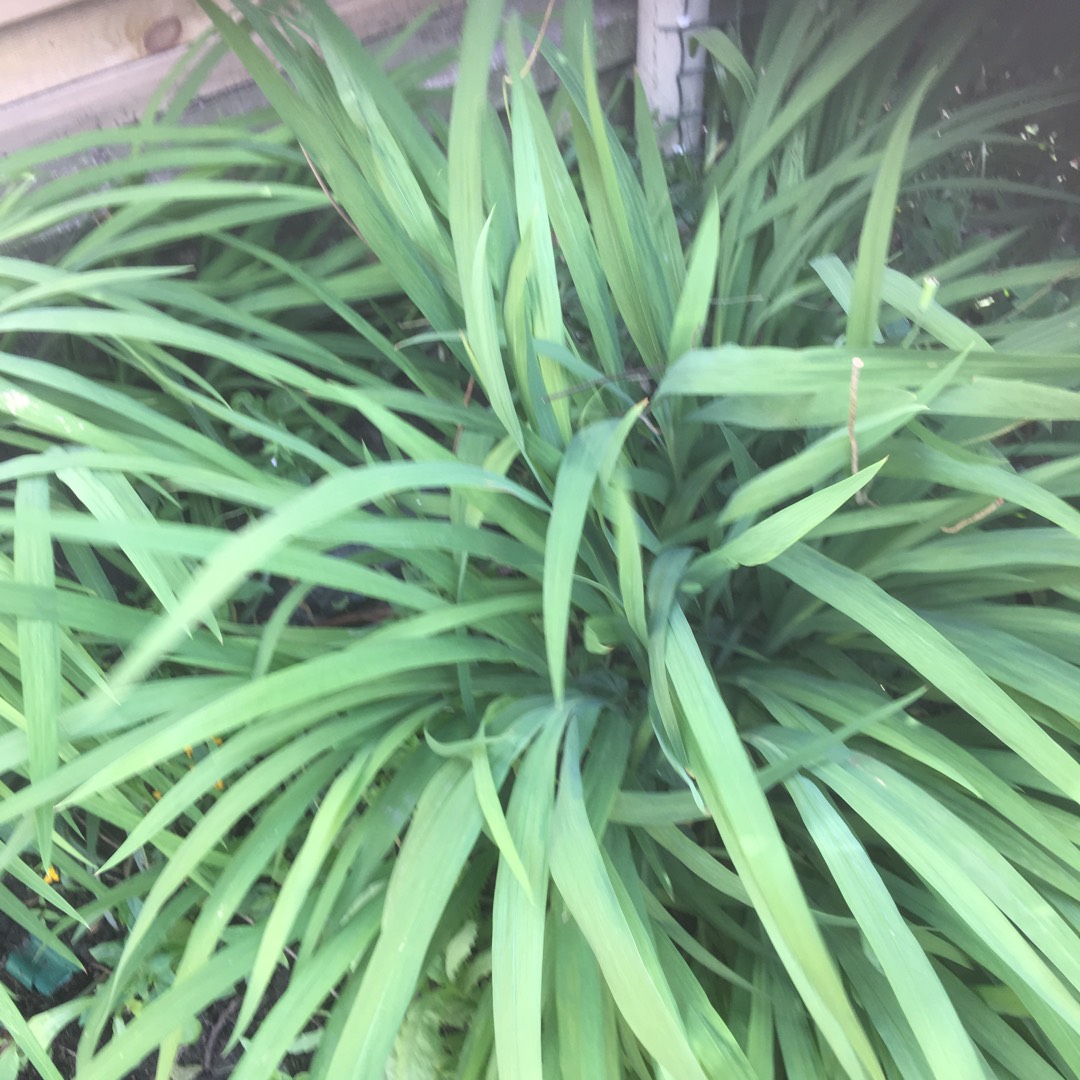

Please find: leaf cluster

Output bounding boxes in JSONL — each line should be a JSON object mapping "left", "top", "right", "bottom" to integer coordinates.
{"left": 1, "top": 1, "right": 1079, "bottom": 1078}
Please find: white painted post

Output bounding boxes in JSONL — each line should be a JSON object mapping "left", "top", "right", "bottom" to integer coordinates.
{"left": 635, "top": 0, "right": 710, "bottom": 155}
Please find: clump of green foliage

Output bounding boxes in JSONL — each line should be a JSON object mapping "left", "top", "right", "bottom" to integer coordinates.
{"left": 2, "top": 0, "right": 1080, "bottom": 1077}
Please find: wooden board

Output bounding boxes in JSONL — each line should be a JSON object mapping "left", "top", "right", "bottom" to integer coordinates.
{"left": 0, "top": 1, "right": 221, "bottom": 106}
{"left": 0, "top": 0, "right": 77, "bottom": 32}
{"left": 0, "top": 0, "right": 636, "bottom": 155}
{"left": 0, "top": 0, "right": 460, "bottom": 152}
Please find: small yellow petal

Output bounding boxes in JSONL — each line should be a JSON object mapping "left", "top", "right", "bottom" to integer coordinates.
{"left": 43, "top": 866, "right": 59, "bottom": 884}
{"left": 214, "top": 779, "right": 225, "bottom": 790}
{"left": 184, "top": 746, "right": 193, "bottom": 758}
{"left": 152, "top": 789, "right": 162, "bottom": 800}
{"left": 212, "top": 737, "right": 224, "bottom": 746}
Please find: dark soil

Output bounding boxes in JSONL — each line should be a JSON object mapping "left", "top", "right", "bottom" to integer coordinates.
{"left": 1, "top": 912, "right": 311, "bottom": 1079}
{"left": 29, "top": 966, "right": 309, "bottom": 1079}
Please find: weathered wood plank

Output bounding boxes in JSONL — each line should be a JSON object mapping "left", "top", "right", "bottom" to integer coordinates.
{"left": 0, "top": 0, "right": 460, "bottom": 152}
{"left": 0, "top": 0, "right": 77, "bottom": 32}
{"left": 0, "top": 1, "right": 213, "bottom": 106}
{"left": 0, "top": 0, "right": 636, "bottom": 155}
